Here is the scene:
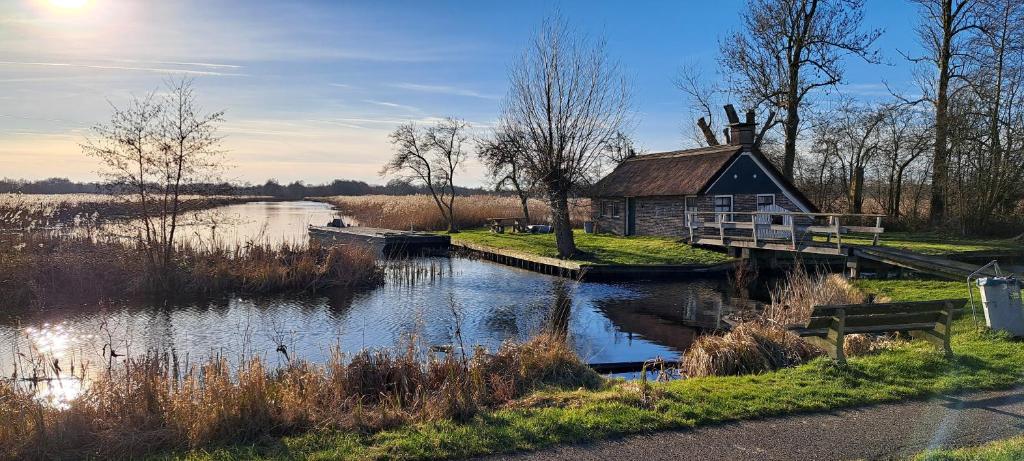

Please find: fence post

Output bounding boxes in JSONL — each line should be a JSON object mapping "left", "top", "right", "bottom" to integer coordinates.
{"left": 752, "top": 212, "right": 759, "bottom": 246}
{"left": 872, "top": 216, "right": 881, "bottom": 246}
{"left": 835, "top": 215, "right": 842, "bottom": 250}
{"left": 790, "top": 216, "right": 797, "bottom": 250}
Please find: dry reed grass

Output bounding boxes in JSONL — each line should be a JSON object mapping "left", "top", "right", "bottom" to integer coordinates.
{"left": 0, "top": 232, "right": 383, "bottom": 310}
{"left": 318, "top": 195, "right": 591, "bottom": 231}
{"left": 682, "top": 265, "right": 894, "bottom": 377}
{"left": 0, "top": 333, "right": 598, "bottom": 460}
{"left": 0, "top": 193, "right": 261, "bottom": 230}
{"left": 680, "top": 321, "right": 822, "bottom": 377}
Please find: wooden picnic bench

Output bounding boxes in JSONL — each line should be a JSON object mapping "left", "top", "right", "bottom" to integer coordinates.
{"left": 789, "top": 298, "right": 967, "bottom": 365}
{"left": 487, "top": 217, "right": 528, "bottom": 233}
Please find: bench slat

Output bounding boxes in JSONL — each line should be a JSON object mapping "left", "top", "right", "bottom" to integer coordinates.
{"left": 794, "top": 322, "right": 942, "bottom": 337}
{"left": 810, "top": 299, "right": 966, "bottom": 317}
{"left": 806, "top": 312, "right": 945, "bottom": 329}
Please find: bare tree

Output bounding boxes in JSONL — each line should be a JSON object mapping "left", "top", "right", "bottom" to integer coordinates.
{"left": 82, "top": 78, "right": 225, "bottom": 275}
{"left": 383, "top": 117, "right": 469, "bottom": 233}
{"left": 721, "top": 0, "right": 881, "bottom": 180}
{"left": 500, "top": 16, "right": 631, "bottom": 258}
{"left": 477, "top": 128, "right": 536, "bottom": 223}
{"left": 603, "top": 131, "right": 642, "bottom": 165}
{"left": 906, "top": 0, "right": 981, "bottom": 225}
{"left": 874, "top": 106, "right": 932, "bottom": 218}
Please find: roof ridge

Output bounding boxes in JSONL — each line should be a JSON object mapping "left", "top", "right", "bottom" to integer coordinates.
{"left": 627, "top": 145, "right": 739, "bottom": 162}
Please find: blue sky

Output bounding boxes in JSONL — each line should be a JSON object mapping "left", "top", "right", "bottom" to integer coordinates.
{"left": 1, "top": 0, "right": 922, "bottom": 186}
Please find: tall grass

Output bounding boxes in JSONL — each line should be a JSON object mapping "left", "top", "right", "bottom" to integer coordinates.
{"left": 317, "top": 195, "right": 591, "bottom": 231}
{"left": 0, "top": 333, "right": 599, "bottom": 460}
{"left": 0, "top": 232, "right": 383, "bottom": 310}
{"left": 0, "top": 193, "right": 263, "bottom": 231}
{"left": 682, "top": 266, "right": 875, "bottom": 377}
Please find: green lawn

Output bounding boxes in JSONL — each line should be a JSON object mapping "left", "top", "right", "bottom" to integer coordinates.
{"left": 915, "top": 436, "right": 1024, "bottom": 461}
{"left": 817, "top": 231, "right": 1021, "bottom": 256}
{"left": 176, "top": 280, "right": 1024, "bottom": 460}
{"left": 449, "top": 229, "right": 731, "bottom": 265}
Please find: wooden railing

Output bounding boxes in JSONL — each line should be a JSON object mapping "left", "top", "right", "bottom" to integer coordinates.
{"left": 684, "top": 211, "right": 885, "bottom": 251}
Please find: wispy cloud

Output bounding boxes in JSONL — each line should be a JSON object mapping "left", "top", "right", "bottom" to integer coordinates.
{"left": 110, "top": 59, "right": 243, "bottom": 69}
{"left": 0, "top": 60, "right": 247, "bottom": 76}
{"left": 363, "top": 99, "right": 420, "bottom": 112}
{"left": 390, "top": 82, "right": 497, "bottom": 99}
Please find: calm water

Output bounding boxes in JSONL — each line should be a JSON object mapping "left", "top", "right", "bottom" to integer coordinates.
{"left": 2, "top": 201, "right": 757, "bottom": 405}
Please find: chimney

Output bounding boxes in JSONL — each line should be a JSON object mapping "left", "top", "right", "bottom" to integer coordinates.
{"left": 727, "top": 108, "right": 757, "bottom": 149}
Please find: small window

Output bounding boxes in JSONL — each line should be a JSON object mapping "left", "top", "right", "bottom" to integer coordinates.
{"left": 756, "top": 194, "right": 775, "bottom": 208}
{"left": 714, "top": 196, "right": 733, "bottom": 222}
{"left": 604, "top": 200, "right": 621, "bottom": 218}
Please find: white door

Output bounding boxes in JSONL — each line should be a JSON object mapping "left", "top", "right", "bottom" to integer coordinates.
{"left": 755, "top": 195, "right": 791, "bottom": 240}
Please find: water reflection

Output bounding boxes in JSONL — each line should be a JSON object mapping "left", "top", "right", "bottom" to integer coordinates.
{"left": 2, "top": 201, "right": 761, "bottom": 403}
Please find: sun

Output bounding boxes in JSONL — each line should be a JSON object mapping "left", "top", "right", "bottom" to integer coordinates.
{"left": 47, "top": 0, "right": 89, "bottom": 9}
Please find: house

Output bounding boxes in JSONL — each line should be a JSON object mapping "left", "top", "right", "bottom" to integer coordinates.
{"left": 590, "top": 109, "right": 817, "bottom": 238}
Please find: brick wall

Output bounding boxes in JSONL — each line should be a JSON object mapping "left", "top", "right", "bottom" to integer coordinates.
{"left": 592, "top": 198, "right": 626, "bottom": 235}
{"left": 591, "top": 193, "right": 810, "bottom": 240}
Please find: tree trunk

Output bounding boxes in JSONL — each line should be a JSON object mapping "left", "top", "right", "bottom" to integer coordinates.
{"left": 783, "top": 96, "right": 800, "bottom": 179}
{"left": 548, "top": 188, "right": 575, "bottom": 258}
{"left": 849, "top": 166, "right": 865, "bottom": 214}
{"left": 930, "top": 0, "right": 954, "bottom": 226}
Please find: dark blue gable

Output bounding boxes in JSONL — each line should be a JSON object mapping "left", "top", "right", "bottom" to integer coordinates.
{"left": 704, "top": 154, "right": 783, "bottom": 196}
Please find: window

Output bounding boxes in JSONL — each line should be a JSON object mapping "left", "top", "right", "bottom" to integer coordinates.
{"left": 603, "top": 200, "right": 621, "bottom": 218}
{"left": 684, "top": 196, "right": 698, "bottom": 224}
{"left": 714, "top": 195, "right": 733, "bottom": 222}
{"left": 756, "top": 194, "right": 775, "bottom": 208}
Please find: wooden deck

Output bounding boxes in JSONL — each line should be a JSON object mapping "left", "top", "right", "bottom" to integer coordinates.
{"left": 685, "top": 211, "right": 1012, "bottom": 280}
{"left": 451, "top": 241, "right": 737, "bottom": 280}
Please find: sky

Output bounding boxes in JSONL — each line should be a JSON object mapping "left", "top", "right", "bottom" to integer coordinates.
{"left": 0, "top": 0, "right": 923, "bottom": 187}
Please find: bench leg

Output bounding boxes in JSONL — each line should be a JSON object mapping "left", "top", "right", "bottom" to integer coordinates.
{"left": 911, "top": 329, "right": 953, "bottom": 359}
{"left": 804, "top": 332, "right": 846, "bottom": 365}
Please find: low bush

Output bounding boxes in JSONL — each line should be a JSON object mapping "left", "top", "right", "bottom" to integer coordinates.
{"left": 680, "top": 321, "right": 822, "bottom": 377}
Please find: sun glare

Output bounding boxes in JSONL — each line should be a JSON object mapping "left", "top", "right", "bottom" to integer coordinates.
{"left": 48, "top": 0, "right": 89, "bottom": 10}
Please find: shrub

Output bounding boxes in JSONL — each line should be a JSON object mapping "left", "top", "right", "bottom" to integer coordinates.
{"left": 680, "top": 321, "right": 822, "bottom": 377}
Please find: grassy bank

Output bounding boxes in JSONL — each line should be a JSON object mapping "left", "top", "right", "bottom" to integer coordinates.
{"left": 815, "top": 231, "right": 1021, "bottom": 255}
{"left": 916, "top": 435, "right": 1024, "bottom": 460}
{"left": 450, "top": 229, "right": 731, "bottom": 265}
{"left": 119, "top": 278, "right": 1018, "bottom": 460}
{"left": 314, "top": 195, "right": 591, "bottom": 231}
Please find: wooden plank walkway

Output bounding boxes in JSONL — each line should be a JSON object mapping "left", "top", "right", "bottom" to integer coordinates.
{"left": 850, "top": 245, "right": 1005, "bottom": 280}
{"left": 451, "top": 241, "right": 738, "bottom": 280}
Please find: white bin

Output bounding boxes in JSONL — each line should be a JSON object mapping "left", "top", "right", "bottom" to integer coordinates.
{"left": 977, "top": 277, "right": 1024, "bottom": 337}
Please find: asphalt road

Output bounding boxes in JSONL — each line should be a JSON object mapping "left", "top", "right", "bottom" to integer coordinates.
{"left": 478, "top": 387, "right": 1024, "bottom": 461}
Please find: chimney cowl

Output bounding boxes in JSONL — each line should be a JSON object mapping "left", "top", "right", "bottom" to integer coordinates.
{"left": 729, "top": 109, "right": 757, "bottom": 149}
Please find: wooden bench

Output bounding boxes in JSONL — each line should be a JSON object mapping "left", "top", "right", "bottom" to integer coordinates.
{"left": 487, "top": 217, "right": 527, "bottom": 233}
{"left": 790, "top": 298, "right": 967, "bottom": 365}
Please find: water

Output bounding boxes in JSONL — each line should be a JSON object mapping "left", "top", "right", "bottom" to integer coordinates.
{"left": 1, "top": 201, "right": 757, "bottom": 405}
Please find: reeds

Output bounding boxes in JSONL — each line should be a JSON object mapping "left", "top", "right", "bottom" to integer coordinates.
{"left": 680, "top": 321, "right": 822, "bottom": 377}
{"left": 318, "top": 195, "right": 591, "bottom": 231}
{"left": 0, "top": 232, "right": 383, "bottom": 310}
{"left": 0, "top": 333, "right": 599, "bottom": 460}
{"left": 682, "top": 265, "right": 881, "bottom": 377}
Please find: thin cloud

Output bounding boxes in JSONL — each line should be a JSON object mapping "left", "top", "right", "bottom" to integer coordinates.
{"left": 0, "top": 61, "right": 247, "bottom": 77}
{"left": 390, "top": 82, "right": 497, "bottom": 99}
{"left": 363, "top": 100, "right": 420, "bottom": 112}
{"left": 111, "top": 59, "right": 243, "bottom": 69}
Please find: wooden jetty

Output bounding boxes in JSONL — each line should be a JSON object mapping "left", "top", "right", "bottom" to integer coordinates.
{"left": 452, "top": 241, "right": 738, "bottom": 280}
{"left": 684, "top": 210, "right": 1009, "bottom": 280}
{"left": 309, "top": 225, "right": 450, "bottom": 256}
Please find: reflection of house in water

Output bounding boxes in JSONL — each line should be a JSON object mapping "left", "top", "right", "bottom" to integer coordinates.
{"left": 592, "top": 281, "right": 761, "bottom": 353}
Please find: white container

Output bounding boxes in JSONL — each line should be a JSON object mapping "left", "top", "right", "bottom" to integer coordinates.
{"left": 977, "top": 277, "right": 1024, "bottom": 337}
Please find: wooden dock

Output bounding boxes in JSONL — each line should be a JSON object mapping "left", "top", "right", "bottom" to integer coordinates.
{"left": 309, "top": 226, "right": 450, "bottom": 255}
{"left": 452, "top": 241, "right": 738, "bottom": 280}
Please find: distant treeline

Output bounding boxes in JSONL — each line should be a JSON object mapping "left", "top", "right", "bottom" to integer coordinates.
{"left": 0, "top": 177, "right": 499, "bottom": 198}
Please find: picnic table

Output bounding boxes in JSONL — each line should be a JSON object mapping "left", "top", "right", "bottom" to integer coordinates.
{"left": 487, "top": 217, "right": 528, "bottom": 233}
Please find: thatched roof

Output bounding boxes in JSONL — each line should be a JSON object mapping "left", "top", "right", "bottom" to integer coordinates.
{"left": 591, "top": 145, "right": 741, "bottom": 197}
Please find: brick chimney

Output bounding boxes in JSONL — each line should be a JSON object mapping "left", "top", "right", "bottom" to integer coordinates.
{"left": 729, "top": 109, "right": 757, "bottom": 149}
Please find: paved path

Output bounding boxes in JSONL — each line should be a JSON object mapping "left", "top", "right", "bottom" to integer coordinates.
{"left": 479, "top": 387, "right": 1024, "bottom": 461}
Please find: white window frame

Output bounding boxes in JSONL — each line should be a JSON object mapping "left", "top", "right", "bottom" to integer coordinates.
{"left": 713, "top": 195, "right": 733, "bottom": 222}
{"left": 756, "top": 194, "right": 775, "bottom": 208}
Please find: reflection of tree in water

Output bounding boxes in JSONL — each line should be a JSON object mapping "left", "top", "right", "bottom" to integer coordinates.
{"left": 545, "top": 279, "right": 572, "bottom": 339}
